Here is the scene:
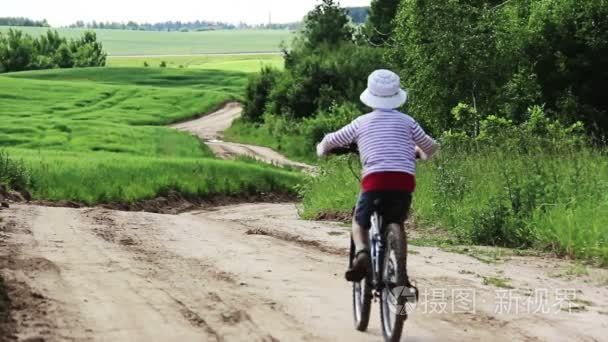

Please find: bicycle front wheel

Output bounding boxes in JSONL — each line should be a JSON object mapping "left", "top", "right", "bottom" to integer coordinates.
{"left": 379, "top": 223, "right": 411, "bottom": 342}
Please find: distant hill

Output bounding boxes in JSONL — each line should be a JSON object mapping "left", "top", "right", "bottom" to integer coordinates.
{"left": 0, "top": 17, "right": 49, "bottom": 27}
{"left": 345, "top": 7, "right": 370, "bottom": 24}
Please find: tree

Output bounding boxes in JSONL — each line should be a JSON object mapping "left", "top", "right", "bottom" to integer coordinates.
{"left": 301, "top": 0, "right": 353, "bottom": 49}
{"left": 70, "top": 31, "right": 106, "bottom": 67}
{"left": 365, "top": 0, "right": 400, "bottom": 46}
{"left": 0, "top": 29, "right": 34, "bottom": 72}
{"left": 243, "top": 66, "right": 281, "bottom": 122}
{"left": 54, "top": 43, "right": 73, "bottom": 68}
{"left": 523, "top": 0, "right": 608, "bottom": 134}
{"left": 389, "top": 0, "right": 512, "bottom": 133}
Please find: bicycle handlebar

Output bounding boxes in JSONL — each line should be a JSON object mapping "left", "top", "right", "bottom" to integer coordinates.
{"left": 328, "top": 144, "right": 359, "bottom": 156}
{"left": 328, "top": 144, "right": 423, "bottom": 159}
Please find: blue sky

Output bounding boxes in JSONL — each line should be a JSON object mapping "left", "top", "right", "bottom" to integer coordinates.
{"left": 3, "top": 0, "right": 371, "bottom": 26}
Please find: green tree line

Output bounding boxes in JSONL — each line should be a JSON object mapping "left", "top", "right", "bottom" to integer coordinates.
{"left": 0, "top": 17, "right": 49, "bottom": 27}
{"left": 68, "top": 20, "right": 238, "bottom": 31}
{"left": 0, "top": 29, "right": 106, "bottom": 73}
{"left": 67, "top": 20, "right": 301, "bottom": 31}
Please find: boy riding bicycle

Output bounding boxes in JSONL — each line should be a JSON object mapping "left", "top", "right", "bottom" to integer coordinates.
{"left": 316, "top": 69, "right": 438, "bottom": 282}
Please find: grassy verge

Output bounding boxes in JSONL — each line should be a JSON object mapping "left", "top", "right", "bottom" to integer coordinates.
{"left": 8, "top": 149, "right": 301, "bottom": 204}
{"left": 224, "top": 119, "right": 316, "bottom": 163}
{"left": 300, "top": 149, "right": 608, "bottom": 266}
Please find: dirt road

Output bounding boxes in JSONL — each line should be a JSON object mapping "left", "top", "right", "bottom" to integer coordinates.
{"left": 1, "top": 203, "right": 607, "bottom": 341}
{"left": 1, "top": 105, "right": 607, "bottom": 341}
{"left": 172, "top": 103, "right": 314, "bottom": 171}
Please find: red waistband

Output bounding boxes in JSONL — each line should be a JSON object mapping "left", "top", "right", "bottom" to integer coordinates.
{"left": 362, "top": 172, "right": 416, "bottom": 192}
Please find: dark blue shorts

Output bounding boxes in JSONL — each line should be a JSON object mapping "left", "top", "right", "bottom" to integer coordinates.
{"left": 354, "top": 191, "right": 413, "bottom": 228}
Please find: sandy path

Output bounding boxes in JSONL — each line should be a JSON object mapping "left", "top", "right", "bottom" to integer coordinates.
{"left": 2, "top": 204, "right": 607, "bottom": 341}
{"left": 171, "top": 103, "right": 314, "bottom": 171}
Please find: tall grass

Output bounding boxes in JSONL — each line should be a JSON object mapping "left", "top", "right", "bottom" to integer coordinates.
{"left": 0, "top": 150, "right": 31, "bottom": 192}
{"left": 9, "top": 149, "right": 301, "bottom": 204}
{"left": 301, "top": 148, "right": 608, "bottom": 265}
{"left": 224, "top": 119, "right": 315, "bottom": 163}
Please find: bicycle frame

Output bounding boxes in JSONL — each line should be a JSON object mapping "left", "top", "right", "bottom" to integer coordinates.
{"left": 369, "top": 211, "right": 385, "bottom": 289}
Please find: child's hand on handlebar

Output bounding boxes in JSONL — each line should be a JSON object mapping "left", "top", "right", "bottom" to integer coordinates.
{"left": 415, "top": 146, "right": 428, "bottom": 161}
{"left": 316, "top": 143, "right": 326, "bottom": 158}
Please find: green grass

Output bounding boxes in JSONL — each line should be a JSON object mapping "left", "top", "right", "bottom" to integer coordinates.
{"left": 0, "top": 26, "right": 292, "bottom": 56}
{"left": 6, "top": 67, "right": 248, "bottom": 94}
{"left": 1, "top": 70, "right": 238, "bottom": 155}
{"left": 300, "top": 149, "right": 608, "bottom": 266}
{"left": 483, "top": 276, "right": 514, "bottom": 289}
{"left": 1, "top": 66, "right": 301, "bottom": 203}
{"left": 7, "top": 148, "right": 301, "bottom": 204}
{"left": 224, "top": 119, "right": 316, "bottom": 163}
{"left": 107, "top": 54, "right": 284, "bottom": 73}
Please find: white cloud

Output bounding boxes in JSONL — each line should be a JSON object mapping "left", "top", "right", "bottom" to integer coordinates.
{"left": 3, "top": 0, "right": 371, "bottom": 27}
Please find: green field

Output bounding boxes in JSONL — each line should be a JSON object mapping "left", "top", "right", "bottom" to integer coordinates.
{"left": 107, "top": 54, "right": 284, "bottom": 72}
{"left": 0, "top": 66, "right": 301, "bottom": 203}
{"left": 0, "top": 26, "right": 292, "bottom": 56}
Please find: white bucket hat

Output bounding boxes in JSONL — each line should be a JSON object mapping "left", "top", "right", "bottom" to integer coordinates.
{"left": 360, "top": 69, "right": 408, "bottom": 109}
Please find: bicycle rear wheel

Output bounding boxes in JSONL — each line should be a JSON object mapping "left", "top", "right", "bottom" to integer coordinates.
{"left": 350, "top": 237, "right": 372, "bottom": 331}
{"left": 379, "top": 223, "right": 411, "bottom": 342}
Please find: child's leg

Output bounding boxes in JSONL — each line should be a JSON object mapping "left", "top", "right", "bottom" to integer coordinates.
{"left": 352, "top": 216, "right": 369, "bottom": 253}
{"left": 352, "top": 192, "right": 373, "bottom": 253}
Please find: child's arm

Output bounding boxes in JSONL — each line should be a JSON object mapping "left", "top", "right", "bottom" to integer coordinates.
{"left": 316, "top": 119, "right": 360, "bottom": 157}
{"left": 412, "top": 122, "right": 439, "bottom": 158}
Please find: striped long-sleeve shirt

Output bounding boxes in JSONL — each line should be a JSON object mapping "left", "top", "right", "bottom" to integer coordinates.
{"left": 317, "top": 109, "right": 438, "bottom": 179}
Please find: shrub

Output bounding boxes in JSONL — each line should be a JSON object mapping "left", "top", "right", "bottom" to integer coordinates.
{"left": 267, "top": 43, "right": 387, "bottom": 119}
{"left": 0, "top": 29, "right": 105, "bottom": 73}
{"left": 301, "top": 102, "right": 361, "bottom": 146}
{"left": 160, "top": 61, "right": 167, "bottom": 68}
{"left": 143, "top": 61, "right": 149, "bottom": 67}
{"left": 0, "top": 150, "right": 31, "bottom": 192}
{"left": 242, "top": 66, "right": 281, "bottom": 122}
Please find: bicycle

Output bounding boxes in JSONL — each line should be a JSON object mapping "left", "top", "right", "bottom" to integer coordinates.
{"left": 330, "top": 145, "right": 419, "bottom": 342}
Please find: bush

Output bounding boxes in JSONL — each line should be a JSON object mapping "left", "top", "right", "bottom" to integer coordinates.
{"left": 0, "top": 150, "right": 31, "bottom": 192}
{"left": 0, "top": 29, "right": 105, "bottom": 73}
{"left": 267, "top": 43, "right": 387, "bottom": 119}
{"left": 301, "top": 102, "right": 361, "bottom": 146}
{"left": 160, "top": 61, "right": 167, "bottom": 68}
{"left": 471, "top": 196, "right": 536, "bottom": 248}
{"left": 242, "top": 66, "right": 281, "bottom": 122}
{"left": 70, "top": 31, "right": 106, "bottom": 67}
{"left": 143, "top": 61, "right": 149, "bottom": 67}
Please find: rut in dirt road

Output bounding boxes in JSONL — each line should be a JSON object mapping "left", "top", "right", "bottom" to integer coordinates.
{"left": 172, "top": 103, "right": 314, "bottom": 172}
{"left": 2, "top": 203, "right": 607, "bottom": 341}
